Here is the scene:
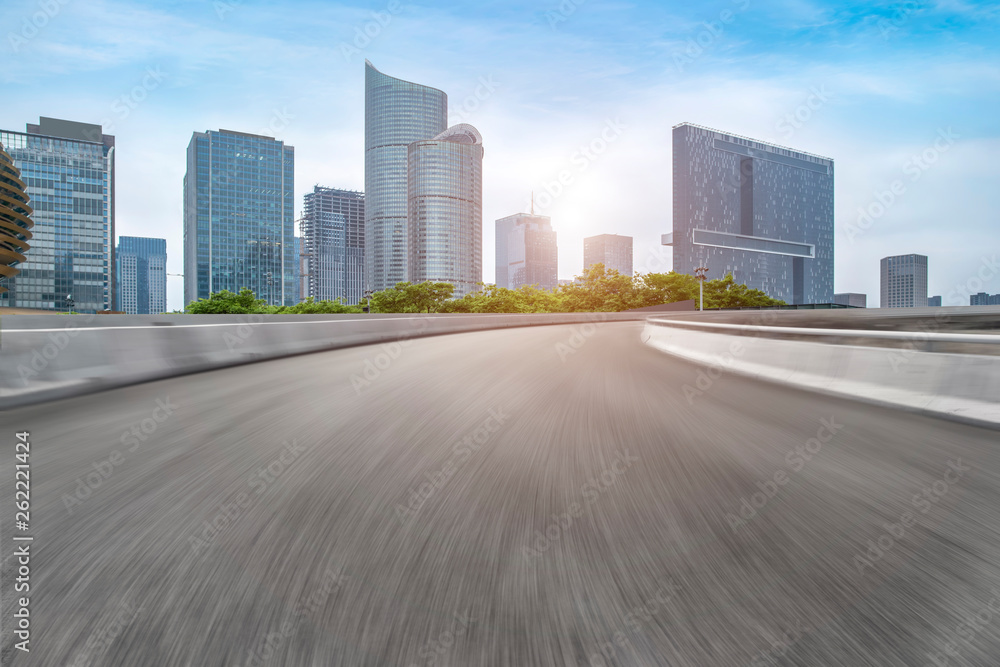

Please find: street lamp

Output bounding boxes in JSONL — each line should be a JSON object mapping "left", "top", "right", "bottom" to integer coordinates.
{"left": 694, "top": 267, "right": 709, "bottom": 312}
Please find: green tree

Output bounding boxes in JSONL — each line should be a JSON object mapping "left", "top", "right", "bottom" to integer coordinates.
{"left": 370, "top": 282, "right": 456, "bottom": 313}
{"left": 268, "top": 297, "right": 362, "bottom": 314}
{"left": 185, "top": 288, "right": 268, "bottom": 314}
{"left": 557, "top": 264, "right": 639, "bottom": 312}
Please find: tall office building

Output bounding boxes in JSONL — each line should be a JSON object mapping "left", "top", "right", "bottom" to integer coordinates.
{"left": 664, "top": 123, "right": 834, "bottom": 304}
{"left": 0, "top": 142, "right": 33, "bottom": 294}
{"left": 365, "top": 60, "right": 447, "bottom": 292}
{"left": 495, "top": 212, "right": 558, "bottom": 290}
{"left": 928, "top": 295, "right": 942, "bottom": 307}
{"left": 970, "top": 292, "right": 1000, "bottom": 306}
{"left": 408, "top": 125, "right": 483, "bottom": 296}
{"left": 833, "top": 293, "right": 867, "bottom": 308}
{"left": 301, "top": 187, "right": 365, "bottom": 304}
{"left": 116, "top": 236, "right": 166, "bottom": 314}
{"left": 183, "top": 129, "right": 295, "bottom": 307}
{"left": 292, "top": 236, "right": 302, "bottom": 304}
{"left": 880, "top": 254, "right": 928, "bottom": 308}
{"left": 584, "top": 234, "right": 633, "bottom": 276}
{"left": 0, "top": 117, "right": 115, "bottom": 312}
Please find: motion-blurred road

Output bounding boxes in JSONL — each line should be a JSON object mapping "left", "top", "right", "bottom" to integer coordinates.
{"left": 3, "top": 321, "right": 999, "bottom": 665}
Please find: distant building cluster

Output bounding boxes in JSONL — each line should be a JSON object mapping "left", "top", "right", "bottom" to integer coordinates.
{"left": 0, "top": 74, "right": 992, "bottom": 312}
{"left": 970, "top": 292, "right": 1000, "bottom": 306}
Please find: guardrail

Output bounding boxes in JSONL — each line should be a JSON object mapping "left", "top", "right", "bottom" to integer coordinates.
{"left": 0, "top": 312, "right": 642, "bottom": 409}
{"left": 643, "top": 316, "right": 1000, "bottom": 428}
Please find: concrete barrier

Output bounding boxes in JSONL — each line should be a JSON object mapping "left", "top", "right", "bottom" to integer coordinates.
{"left": 0, "top": 312, "right": 642, "bottom": 409}
{"left": 643, "top": 316, "right": 1000, "bottom": 428}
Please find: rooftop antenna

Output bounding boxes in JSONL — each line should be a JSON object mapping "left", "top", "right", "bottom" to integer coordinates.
{"left": 531, "top": 191, "right": 534, "bottom": 215}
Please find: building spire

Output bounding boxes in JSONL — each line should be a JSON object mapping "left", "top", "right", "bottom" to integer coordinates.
{"left": 531, "top": 191, "right": 534, "bottom": 215}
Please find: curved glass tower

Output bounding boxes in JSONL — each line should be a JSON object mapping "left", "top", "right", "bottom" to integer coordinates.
{"left": 365, "top": 60, "right": 447, "bottom": 292}
{"left": 0, "top": 142, "right": 33, "bottom": 294}
{"left": 407, "top": 124, "right": 483, "bottom": 297}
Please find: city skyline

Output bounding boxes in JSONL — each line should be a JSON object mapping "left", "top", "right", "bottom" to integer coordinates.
{"left": 2, "top": 1, "right": 998, "bottom": 310}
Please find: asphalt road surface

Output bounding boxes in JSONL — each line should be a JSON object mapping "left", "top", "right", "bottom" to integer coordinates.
{"left": 3, "top": 321, "right": 999, "bottom": 666}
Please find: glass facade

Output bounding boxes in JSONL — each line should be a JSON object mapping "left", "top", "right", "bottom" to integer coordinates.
{"left": 880, "top": 254, "right": 928, "bottom": 308}
{"left": 0, "top": 118, "right": 114, "bottom": 312}
{"left": 116, "top": 236, "right": 166, "bottom": 314}
{"left": 670, "top": 123, "right": 834, "bottom": 304}
{"left": 495, "top": 213, "right": 557, "bottom": 290}
{"left": 301, "top": 187, "right": 365, "bottom": 305}
{"left": 584, "top": 234, "right": 633, "bottom": 276}
{"left": 407, "top": 125, "right": 483, "bottom": 297}
{"left": 365, "top": 60, "right": 447, "bottom": 292}
{"left": 183, "top": 129, "right": 295, "bottom": 307}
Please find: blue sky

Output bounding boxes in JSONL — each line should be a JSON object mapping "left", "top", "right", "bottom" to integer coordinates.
{"left": 3, "top": 0, "right": 999, "bottom": 309}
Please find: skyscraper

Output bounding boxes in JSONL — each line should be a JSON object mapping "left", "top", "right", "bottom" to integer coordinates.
{"left": 0, "top": 117, "right": 115, "bottom": 312}
{"left": 183, "top": 129, "right": 295, "bottom": 307}
{"left": 584, "top": 234, "right": 633, "bottom": 276}
{"left": 665, "top": 123, "right": 834, "bottom": 304}
{"left": 365, "top": 60, "right": 447, "bottom": 292}
{"left": 0, "top": 142, "right": 33, "bottom": 295}
{"left": 301, "top": 187, "right": 365, "bottom": 304}
{"left": 408, "top": 125, "right": 483, "bottom": 296}
{"left": 880, "top": 254, "right": 928, "bottom": 308}
{"left": 116, "top": 236, "right": 166, "bottom": 314}
{"left": 928, "top": 295, "right": 942, "bottom": 307}
{"left": 292, "top": 236, "right": 302, "bottom": 305}
{"left": 495, "top": 212, "right": 558, "bottom": 290}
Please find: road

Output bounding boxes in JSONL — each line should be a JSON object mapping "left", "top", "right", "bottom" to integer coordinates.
{"left": 2, "top": 321, "right": 999, "bottom": 666}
